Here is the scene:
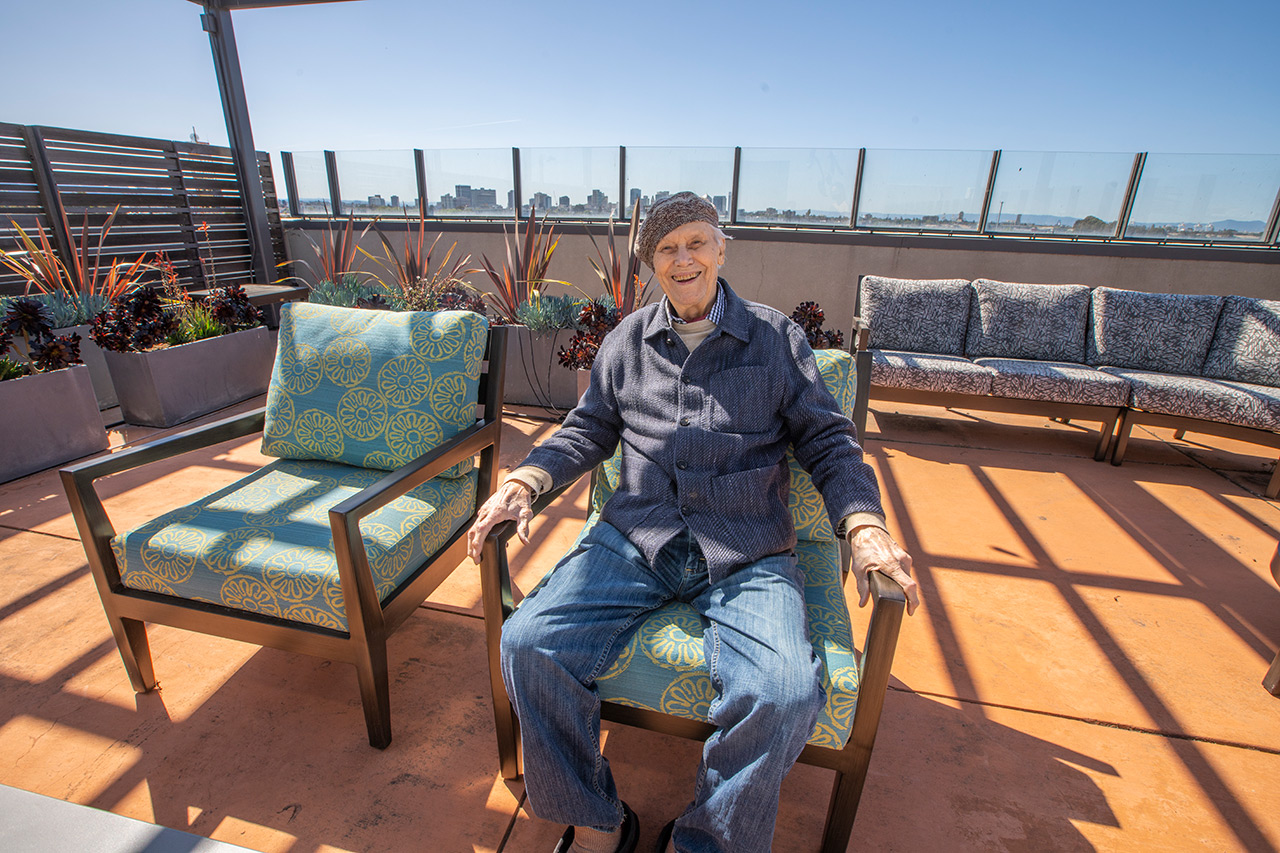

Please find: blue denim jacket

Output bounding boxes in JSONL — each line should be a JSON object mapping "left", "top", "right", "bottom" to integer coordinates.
{"left": 522, "top": 282, "right": 884, "bottom": 581}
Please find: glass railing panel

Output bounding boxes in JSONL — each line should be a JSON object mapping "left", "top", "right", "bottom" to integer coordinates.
{"left": 986, "top": 151, "right": 1133, "bottom": 237}
{"left": 289, "top": 151, "right": 332, "bottom": 216}
{"left": 422, "top": 148, "right": 514, "bottom": 218}
{"left": 624, "top": 147, "right": 735, "bottom": 219}
{"left": 857, "top": 149, "right": 993, "bottom": 232}
{"left": 736, "top": 148, "right": 858, "bottom": 226}
{"left": 520, "top": 147, "right": 620, "bottom": 219}
{"left": 333, "top": 149, "right": 417, "bottom": 218}
{"left": 1125, "top": 153, "right": 1280, "bottom": 242}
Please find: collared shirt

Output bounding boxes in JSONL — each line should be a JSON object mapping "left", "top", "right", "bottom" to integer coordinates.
{"left": 664, "top": 282, "right": 725, "bottom": 326}
{"left": 519, "top": 281, "right": 884, "bottom": 581}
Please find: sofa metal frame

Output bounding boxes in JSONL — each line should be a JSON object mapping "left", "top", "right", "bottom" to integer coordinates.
{"left": 61, "top": 326, "right": 508, "bottom": 749}
{"left": 479, "top": 338, "right": 908, "bottom": 853}
{"left": 1111, "top": 407, "right": 1280, "bottom": 498}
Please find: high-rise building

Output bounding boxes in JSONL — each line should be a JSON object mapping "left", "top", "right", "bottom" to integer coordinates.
{"left": 473, "top": 187, "right": 497, "bottom": 208}
{"left": 440, "top": 193, "right": 456, "bottom": 210}
{"left": 368, "top": 194, "right": 386, "bottom": 207}
{"left": 558, "top": 195, "right": 570, "bottom": 208}
{"left": 588, "top": 189, "right": 608, "bottom": 213}
{"left": 532, "top": 192, "right": 552, "bottom": 211}
{"left": 390, "top": 195, "right": 400, "bottom": 208}
{"left": 508, "top": 189, "right": 516, "bottom": 210}
{"left": 713, "top": 195, "right": 728, "bottom": 216}
{"left": 629, "top": 187, "right": 641, "bottom": 207}
{"left": 455, "top": 185, "right": 472, "bottom": 208}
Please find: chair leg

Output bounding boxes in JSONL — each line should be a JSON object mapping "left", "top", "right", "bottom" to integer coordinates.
{"left": 1111, "top": 410, "right": 1134, "bottom": 466}
{"left": 109, "top": 615, "right": 157, "bottom": 693}
{"left": 1265, "top": 649, "right": 1280, "bottom": 696}
{"left": 819, "top": 766, "right": 869, "bottom": 853}
{"left": 354, "top": 642, "right": 392, "bottom": 749}
{"left": 1094, "top": 412, "right": 1120, "bottom": 462}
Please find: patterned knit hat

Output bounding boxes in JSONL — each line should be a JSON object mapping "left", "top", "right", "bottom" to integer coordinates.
{"left": 636, "top": 192, "right": 720, "bottom": 268}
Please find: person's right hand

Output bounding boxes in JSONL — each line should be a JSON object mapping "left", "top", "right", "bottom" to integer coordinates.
{"left": 466, "top": 480, "right": 534, "bottom": 564}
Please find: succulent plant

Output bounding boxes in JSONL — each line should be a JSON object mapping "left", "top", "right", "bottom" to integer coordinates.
{"left": 3, "top": 297, "right": 54, "bottom": 343}
{"left": 29, "top": 332, "right": 82, "bottom": 372}
{"left": 0, "top": 297, "right": 82, "bottom": 379}
{"left": 558, "top": 299, "right": 620, "bottom": 370}
{"left": 203, "top": 285, "right": 263, "bottom": 330}
{"left": 791, "top": 301, "right": 845, "bottom": 350}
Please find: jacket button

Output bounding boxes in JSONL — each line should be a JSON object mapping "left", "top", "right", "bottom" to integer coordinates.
{"left": 666, "top": 338, "right": 674, "bottom": 346}
{"left": 677, "top": 461, "right": 688, "bottom": 470}
{"left": 679, "top": 417, "right": 690, "bottom": 426}
{"left": 681, "top": 376, "right": 691, "bottom": 384}
{"left": 681, "top": 505, "right": 691, "bottom": 515}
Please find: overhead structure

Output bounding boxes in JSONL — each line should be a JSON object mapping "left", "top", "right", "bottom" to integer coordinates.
{"left": 187, "top": 0, "right": 360, "bottom": 284}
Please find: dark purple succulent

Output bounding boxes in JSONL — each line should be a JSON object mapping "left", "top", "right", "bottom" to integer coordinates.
{"left": 29, "top": 332, "right": 82, "bottom": 371}
{"left": 3, "top": 297, "right": 54, "bottom": 343}
{"left": 558, "top": 301, "right": 620, "bottom": 370}
{"left": 791, "top": 301, "right": 844, "bottom": 350}
{"left": 203, "top": 285, "right": 263, "bottom": 329}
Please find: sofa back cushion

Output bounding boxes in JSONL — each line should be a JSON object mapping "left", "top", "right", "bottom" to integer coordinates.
{"left": 965, "top": 279, "right": 1091, "bottom": 363}
{"left": 1202, "top": 295, "right": 1280, "bottom": 388}
{"left": 1086, "top": 287, "right": 1223, "bottom": 375}
{"left": 262, "top": 303, "right": 489, "bottom": 472}
{"left": 860, "top": 276, "right": 972, "bottom": 356}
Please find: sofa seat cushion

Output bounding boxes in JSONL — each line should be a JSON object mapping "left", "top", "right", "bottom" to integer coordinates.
{"left": 965, "top": 280, "right": 1091, "bottom": 363}
{"left": 974, "top": 358, "right": 1130, "bottom": 407}
{"left": 1202, "top": 295, "right": 1280, "bottom": 388}
{"left": 1087, "top": 287, "right": 1223, "bottom": 375}
{"left": 111, "top": 459, "right": 479, "bottom": 630}
{"left": 262, "top": 303, "right": 488, "bottom": 475}
{"left": 1101, "top": 368, "right": 1280, "bottom": 432}
{"left": 860, "top": 276, "right": 973, "bottom": 356}
{"left": 871, "top": 350, "right": 995, "bottom": 395}
{"left": 587, "top": 537, "right": 860, "bottom": 749}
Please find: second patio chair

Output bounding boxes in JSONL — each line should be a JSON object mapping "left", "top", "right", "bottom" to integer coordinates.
{"left": 480, "top": 342, "right": 906, "bottom": 853}
{"left": 63, "top": 303, "right": 506, "bottom": 748}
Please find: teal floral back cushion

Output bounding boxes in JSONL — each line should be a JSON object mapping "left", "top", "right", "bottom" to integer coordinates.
{"left": 589, "top": 347, "right": 856, "bottom": 543}
{"left": 262, "top": 303, "right": 488, "bottom": 473}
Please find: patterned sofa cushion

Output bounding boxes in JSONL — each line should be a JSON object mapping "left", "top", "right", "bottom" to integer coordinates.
{"left": 974, "top": 358, "right": 1130, "bottom": 407}
{"left": 1201, "top": 295, "right": 1280, "bottom": 388}
{"left": 871, "top": 351, "right": 995, "bottom": 396}
{"left": 592, "top": 537, "right": 861, "bottom": 749}
{"left": 860, "top": 276, "right": 973, "bottom": 356}
{"left": 111, "top": 459, "right": 478, "bottom": 630}
{"left": 1100, "top": 368, "right": 1280, "bottom": 432}
{"left": 1087, "top": 287, "right": 1223, "bottom": 375}
{"left": 590, "top": 348, "right": 857, "bottom": 543}
{"left": 262, "top": 303, "right": 488, "bottom": 473}
{"left": 965, "top": 279, "right": 1091, "bottom": 363}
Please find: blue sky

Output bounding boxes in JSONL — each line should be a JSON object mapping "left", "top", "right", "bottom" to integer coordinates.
{"left": 6, "top": 0, "right": 1279, "bottom": 155}
{"left": 5, "top": 1, "right": 1280, "bottom": 224}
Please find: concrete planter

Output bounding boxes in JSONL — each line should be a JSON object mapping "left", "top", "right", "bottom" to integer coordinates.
{"left": 502, "top": 325, "right": 580, "bottom": 411}
{"left": 104, "top": 326, "right": 275, "bottom": 428}
{"left": 0, "top": 365, "right": 108, "bottom": 483}
{"left": 11, "top": 324, "right": 116, "bottom": 409}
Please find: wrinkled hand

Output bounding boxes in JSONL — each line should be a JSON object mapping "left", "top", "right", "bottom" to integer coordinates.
{"left": 849, "top": 526, "right": 920, "bottom": 616}
{"left": 466, "top": 480, "right": 534, "bottom": 564}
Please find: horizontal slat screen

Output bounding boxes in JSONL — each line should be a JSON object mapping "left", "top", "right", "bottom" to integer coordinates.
{"left": 0, "top": 123, "right": 283, "bottom": 298}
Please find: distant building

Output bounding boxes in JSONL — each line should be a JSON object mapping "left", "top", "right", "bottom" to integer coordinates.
{"left": 532, "top": 192, "right": 552, "bottom": 211}
{"left": 368, "top": 194, "right": 386, "bottom": 207}
{"left": 440, "top": 193, "right": 456, "bottom": 210}
{"left": 713, "top": 195, "right": 728, "bottom": 216}
{"left": 473, "top": 187, "right": 497, "bottom": 208}
{"left": 559, "top": 195, "right": 570, "bottom": 208}
{"left": 629, "top": 187, "right": 642, "bottom": 207}
{"left": 655, "top": 191, "right": 671, "bottom": 204}
{"left": 508, "top": 189, "right": 516, "bottom": 210}
{"left": 588, "top": 189, "right": 608, "bottom": 213}
{"left": 390, "top": 195, "right": 400, "bottom": 208}
{"left": 455, "top": 185, "right": 472, "bottom": 208}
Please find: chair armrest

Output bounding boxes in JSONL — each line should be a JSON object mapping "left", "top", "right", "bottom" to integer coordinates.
{"left": 329, "top": 419, "right": 502, "bottom": 524}
{"left": 59, "top": 408, "right": 267, "bottom": 562}
{"left": 852, "top": 316, "right": 871, "bottom": 351}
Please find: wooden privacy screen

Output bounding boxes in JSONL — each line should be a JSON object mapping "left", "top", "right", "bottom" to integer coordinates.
{"left": 0, "top": 122, "right": 284, "bottom": 297}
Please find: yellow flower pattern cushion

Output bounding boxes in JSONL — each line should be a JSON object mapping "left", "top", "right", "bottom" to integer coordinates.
{"left": 262, "top": 303, "right": 488, "bottom": 474}
{"left": 568, "top": 346, "right": 863, "bottom": 748}
{"left": 111, "top": 459, "right": 478, "bottom": 630}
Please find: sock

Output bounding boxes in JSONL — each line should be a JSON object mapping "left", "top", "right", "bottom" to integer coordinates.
{"left": 569, "top": 822, "right": 622, "bottom": 853}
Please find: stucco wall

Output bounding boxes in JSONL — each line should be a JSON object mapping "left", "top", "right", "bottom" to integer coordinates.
{"left": 284, "top": 224, "right": 1279, "bottom": 330}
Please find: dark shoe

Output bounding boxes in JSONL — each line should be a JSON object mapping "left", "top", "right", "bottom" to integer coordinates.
{"left": 655, "top": 819, "right": 675, "bottom": 853}
{"left": 553, "top": 802, "right": 640, "bottom": 853}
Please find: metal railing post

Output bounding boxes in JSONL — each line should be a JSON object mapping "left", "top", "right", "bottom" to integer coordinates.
{"left": 849, "top": 147, "right": 866, "bottom": 229}
{"left": 280, "top": 151, "right": 301, "bottom": 218}
{"left": 730, "top": 146, "right": 742, "bottom": 225}
{"left": 324, "top": 150, "right": 342, "bottom": 217}
{"left": 618, "top": 145, "right": 626, "bottom": 223}
{"left": 978, "top": 149, "right": 1001, "bottom": 235}
{"left": 414, "top": 148, "right": 428, "bottom": 219}
{"left": 512, "top": 147, "right": 522, "bottom": 219}
{"left": 1115, "top": 153, "right": 1146, "bottom": 240}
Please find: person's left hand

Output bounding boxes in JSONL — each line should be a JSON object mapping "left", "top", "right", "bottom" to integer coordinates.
{"left": 848, "top": 526, "right": 920, "bottom": 616}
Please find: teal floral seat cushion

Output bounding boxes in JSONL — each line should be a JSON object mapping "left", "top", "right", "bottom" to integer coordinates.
{"left": 111, "top": 459, "right": 478, "bottom": 630}
{"left": 262, "top": 303, "right": 488, "bottom": 474}
{"left": 596, "top": 538, "right": 860, "bottom": 749}
{"left": 559, "top": 346, "right": 865, "bottom": 748}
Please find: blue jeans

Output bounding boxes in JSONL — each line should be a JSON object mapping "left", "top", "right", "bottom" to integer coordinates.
{"left": 501, "top": 521, "right": 824, "bottom": 853}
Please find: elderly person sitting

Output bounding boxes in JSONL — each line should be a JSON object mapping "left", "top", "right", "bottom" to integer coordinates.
{"left": 467, "top": 192, "right": 918, "bottom": 853}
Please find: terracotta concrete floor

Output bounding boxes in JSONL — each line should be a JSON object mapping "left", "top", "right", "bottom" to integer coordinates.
{"left": 1, "top": 398, "right": 1278, "bottom": 852}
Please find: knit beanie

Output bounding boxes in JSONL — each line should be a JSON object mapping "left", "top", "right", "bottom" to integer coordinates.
{"left": 636, "top": 192, "right": 720, "bottom": 268}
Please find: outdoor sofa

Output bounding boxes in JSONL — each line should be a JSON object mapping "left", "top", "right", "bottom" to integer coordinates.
{"left": 855, "top": 275, "right": 1280, "bottom": 498}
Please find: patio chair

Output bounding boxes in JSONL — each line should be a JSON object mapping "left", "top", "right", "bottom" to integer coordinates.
{"left": 62, "top": 303, "right": 506, "bottom": 748}
{"left": 479, "top": 338, "right": 906, "bottom": 853}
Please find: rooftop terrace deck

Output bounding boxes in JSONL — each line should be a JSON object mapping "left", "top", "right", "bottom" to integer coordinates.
{"left": 1, "top": 398, "right": 1278, "bottom": 852}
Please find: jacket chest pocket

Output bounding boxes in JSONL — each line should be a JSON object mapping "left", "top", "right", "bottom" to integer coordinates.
{"left": 707, "top": 366, "right": 782, "bottom": 433}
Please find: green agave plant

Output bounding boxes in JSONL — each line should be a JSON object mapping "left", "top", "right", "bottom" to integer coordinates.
{"left": 477, "top": 207, "right": 567, "bottom": 324}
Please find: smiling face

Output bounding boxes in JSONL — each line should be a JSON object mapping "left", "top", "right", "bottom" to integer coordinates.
{"left": 652, "top": 221, "right": 726, "bottom": 321}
